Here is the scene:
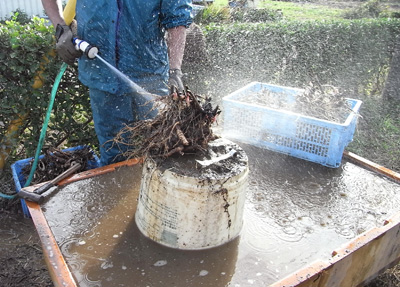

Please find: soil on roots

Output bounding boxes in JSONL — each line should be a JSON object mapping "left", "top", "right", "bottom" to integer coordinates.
{"left": 113, "top": 86, "right": 221, "bottom": 160}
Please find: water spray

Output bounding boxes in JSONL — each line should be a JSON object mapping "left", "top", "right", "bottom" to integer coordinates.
{"left": 72, "top": 38, "right": 159, "bottom": 101}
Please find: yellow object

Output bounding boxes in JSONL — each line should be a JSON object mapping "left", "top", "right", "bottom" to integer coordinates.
{"left": 63, "top": 0, "right": 77, "bottom": 25}
{"left": 0, "top": 114, "right": 28, "bottom": 169}
{"left": 0, "top": 0, "right": 77, "bottom": 170}
{"left": 32, "top": 50, "right": 57, "bottom": 89}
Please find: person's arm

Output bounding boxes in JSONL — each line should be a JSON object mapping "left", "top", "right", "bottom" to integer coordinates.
{"left": 41, "top": 0, "right": 66, "bottom": 27}
{"left": 167, "top": 26, "right": 186, "bottom": 70}
{"left": 167, "top": 26, "right": 187, "bottom": 92}
{"left": 41, "top": 0, "right": 81, "bottom": 65}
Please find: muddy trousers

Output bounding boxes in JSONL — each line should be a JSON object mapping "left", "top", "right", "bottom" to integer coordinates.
{"left": 89, "top": 88, "right": 165, "bottom": 166}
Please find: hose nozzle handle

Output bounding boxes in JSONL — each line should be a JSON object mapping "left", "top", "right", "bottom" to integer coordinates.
{"left": 73, "top": 38, "right": 98, "bottom": 59}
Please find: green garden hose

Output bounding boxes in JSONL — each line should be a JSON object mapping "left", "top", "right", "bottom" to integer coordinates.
{"left": 0, "top": 62, "right": 68, "bottom": 200}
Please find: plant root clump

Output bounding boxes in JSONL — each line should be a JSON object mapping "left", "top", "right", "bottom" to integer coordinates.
{"left": 22, "top": 146, "right": 95, "bottom": 185}
{"left": 113, "top": 86, "right": 221, "bottom": 160}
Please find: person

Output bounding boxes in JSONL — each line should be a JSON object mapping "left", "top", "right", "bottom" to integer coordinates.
{"left": 41, "top": 0, "right": 193, "bottom": 166}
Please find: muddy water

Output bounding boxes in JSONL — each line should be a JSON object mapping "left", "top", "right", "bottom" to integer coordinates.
{"left": 41, "top": 146, "right": 400, "bottom": 286}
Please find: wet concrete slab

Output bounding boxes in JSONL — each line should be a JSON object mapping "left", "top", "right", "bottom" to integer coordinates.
{"left": 37, "top": 145, "right": 400, "bottom": 287}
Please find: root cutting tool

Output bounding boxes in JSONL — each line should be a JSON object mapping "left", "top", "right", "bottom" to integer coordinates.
{"left": 18, "top": 162, "right": 81, "bottom": 204}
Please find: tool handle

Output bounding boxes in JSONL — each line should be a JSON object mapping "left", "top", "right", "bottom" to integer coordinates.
{"left": 32, "top": 181, "right": 55, "bottom": 195}
{"left": 18, "top": 163, "right": 82, "bottom": 203}
{"left": 18, "top": 190, "right": 46, "bottom": 204}
{"left": 50, "top": 163, "right": 82, "bottom": 185}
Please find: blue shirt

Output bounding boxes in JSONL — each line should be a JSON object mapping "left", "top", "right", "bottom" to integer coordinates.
{"left": 76, "top": 0, "right": 193, "bottom": 94}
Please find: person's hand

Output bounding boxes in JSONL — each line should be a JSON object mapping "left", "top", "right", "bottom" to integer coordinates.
{"left": 168, "top": 69, "right": 184, "bottom": 93}
{"left": 55, "top": 21, "right": 81, "bottom": 65}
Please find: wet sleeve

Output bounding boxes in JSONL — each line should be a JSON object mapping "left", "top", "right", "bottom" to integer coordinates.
{"left": 161, "top": 0, "right": 193, "bottom": 29}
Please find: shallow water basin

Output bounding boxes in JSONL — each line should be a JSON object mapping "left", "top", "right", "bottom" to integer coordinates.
{"left": 25, "top": 146, "right": 400, "bottom": 287}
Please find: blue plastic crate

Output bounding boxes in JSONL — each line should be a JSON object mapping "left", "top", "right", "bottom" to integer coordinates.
{"left": 11, "top": 146, "right": 100, "bottom": 217}
{"left": 222, "top": 82, "right": 362, "bottom": 168}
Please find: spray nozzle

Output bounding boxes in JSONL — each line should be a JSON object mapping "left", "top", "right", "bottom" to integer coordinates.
{"left": 73, "top": 38, "right": 98, "bottom": 59}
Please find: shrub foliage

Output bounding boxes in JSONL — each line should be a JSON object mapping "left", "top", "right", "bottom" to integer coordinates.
{"left": 185, "top": 18, "right": 400, "bottom": 99}
{"left": 0, "top": 15, "right": 96, "bottom": 163}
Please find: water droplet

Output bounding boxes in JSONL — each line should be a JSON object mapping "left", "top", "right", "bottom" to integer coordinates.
{"left": 153, "top": 260, "right": 167, "bottom": 267}
{"left": 199, "top": 270, "right": 208, "bottom": 276}
{"left": 101, "top": 261, "right": 113, "bottom": 269}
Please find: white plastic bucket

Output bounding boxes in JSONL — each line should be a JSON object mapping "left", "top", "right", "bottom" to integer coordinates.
{"left": 135, "top": 138, "right": 249, "bottom": 250}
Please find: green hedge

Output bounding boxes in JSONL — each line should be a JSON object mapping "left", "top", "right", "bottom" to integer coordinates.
{"left": 184, "top": 18, "right": 400, "bottom": 99}
{"left": 0, "top": 16, "right": 96, "bottom": 163}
